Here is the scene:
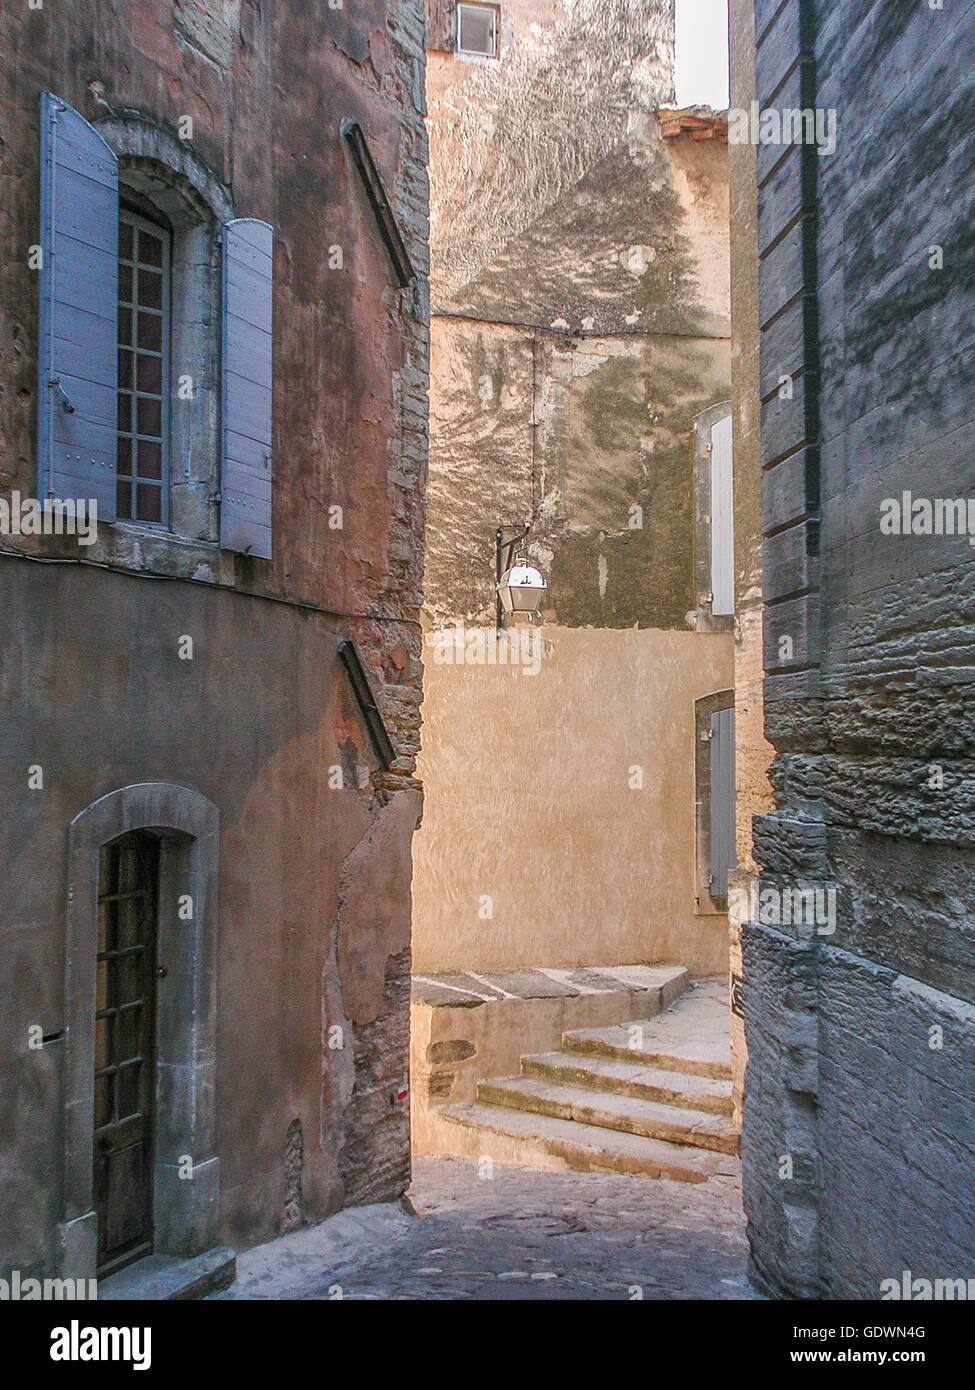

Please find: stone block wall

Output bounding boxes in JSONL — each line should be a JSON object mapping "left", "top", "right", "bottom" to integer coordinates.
{"left": 739, "top": 0, "right": 975, "bottom": 1297}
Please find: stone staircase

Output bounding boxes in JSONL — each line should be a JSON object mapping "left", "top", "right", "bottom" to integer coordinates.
{"left": 436, "top": 979, "right": 737, "bottom": 1182}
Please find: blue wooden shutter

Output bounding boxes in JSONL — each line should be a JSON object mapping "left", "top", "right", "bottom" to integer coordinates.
{"left": 37, "top": 92, "right": 118, "bottom": 520}
{"left": 710, "top": 707, "right": 736, "bottom": 898}
{"left": 710, "top": 412, "right": 734, "bottom": 616}
{"left": 221, "top": 218, "right": 273, "bottom": 559}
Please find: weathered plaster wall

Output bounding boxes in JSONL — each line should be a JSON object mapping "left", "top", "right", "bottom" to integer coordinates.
{"left": 427, "top": 0, "right": 676, "bottom": 312}
{"left": 424, "top": 315, "right": 731, "bottom": 631}
{"left": 424, "top": 0, "right": 730, "bottom": 629}
{"left": 0, "top": 0, "right": 429, "bottom": 1271}
{"left": 412, "top": 626, "right": 733, "bottom": 974}
{"left": 739, "top": 0, "right": 975, "bottom": 1298}
{"left": 1, "top": 564, "right": 424, "bottom": 1267}
{"left": 416, "top": 0, "right": 732, "bottom": 976}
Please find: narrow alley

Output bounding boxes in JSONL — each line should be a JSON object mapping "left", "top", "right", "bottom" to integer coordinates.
{"left": 217, "top": 1158, "right": 756, "bottom": 1301}
{"left": 2, "top": 0, "right": 974, "bottom": 1367}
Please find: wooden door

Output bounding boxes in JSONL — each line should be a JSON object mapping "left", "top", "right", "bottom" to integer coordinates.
{"left": 93, "top": 831, "right": 159, "bottom": 1277}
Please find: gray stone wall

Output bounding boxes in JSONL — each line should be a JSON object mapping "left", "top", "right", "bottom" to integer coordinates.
{"left": 740, "top": 0, "right": 975, "bottom": 1298}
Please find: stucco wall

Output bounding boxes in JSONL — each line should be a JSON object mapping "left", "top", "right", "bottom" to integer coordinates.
{"left": 424, "top": 316, "right": 732, "bottom": 632}
{"left": 1, "top": 565, "right": 424, "bottom": 1268}
{"left": 412, "top": 625, "right": 733, "bottom": 974}
{"left": 423, "top": 0, "right": 730, "bottom": 630}
{"left": 427, "top": 0, "right": 676, "bottom": 313}
{"left": 417, "top": 0, "right": 732, "bottom": 978}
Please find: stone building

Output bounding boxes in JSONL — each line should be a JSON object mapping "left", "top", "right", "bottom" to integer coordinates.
{"left": 733, "top": 0, "right": 975, "bottom": 1296}
{"left": 0, "top": 0, "right": 429, "bottom": 1288}
{"left": 411, "top": 1, "right": 737, "bottom": 1161}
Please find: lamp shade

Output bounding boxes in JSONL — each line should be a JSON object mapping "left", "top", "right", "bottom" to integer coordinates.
{"left": 497, "top": 558, "right": 547, "bottom": 616}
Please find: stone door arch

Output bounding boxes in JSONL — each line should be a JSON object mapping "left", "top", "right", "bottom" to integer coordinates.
{"left": 59, "top": 783, "right": 220, "bottom": 1280}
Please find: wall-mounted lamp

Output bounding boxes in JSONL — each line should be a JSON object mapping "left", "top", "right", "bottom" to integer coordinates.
{"left": 496, "top": 523, "right": 547, "bottom": 630}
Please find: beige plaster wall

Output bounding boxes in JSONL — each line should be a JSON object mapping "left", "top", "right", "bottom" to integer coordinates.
{"left": 418, "top": 1, "right": 732, "bottom": 983}
{"left": 412, "top": 625, "right": 733, "bottom": 974}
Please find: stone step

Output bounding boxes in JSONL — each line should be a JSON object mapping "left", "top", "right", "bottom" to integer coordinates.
{"left": 100, "top": 1246, "right": 236, "bottom": 1301}
{"left": 476, "top": 1075, "right": 739, "bottom": 1155}
{"left": 411, "top": 963, "right": 689, "bottom": 1011}
{"left": 411, "top": 963, "right": 692, "bottom": 1136}
{"left": 439, "top": 1101, "right": 738, "bottom": 1183}
{"left": 563, "top": 985, "right": 733, "bottom": 1080}
{"left": 520, "top": 1050, "right": 733, "bottom": 1115}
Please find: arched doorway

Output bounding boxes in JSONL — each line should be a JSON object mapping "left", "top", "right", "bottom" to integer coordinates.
{"left": 59, "top": 783, "right": 220, "bottom": 1282}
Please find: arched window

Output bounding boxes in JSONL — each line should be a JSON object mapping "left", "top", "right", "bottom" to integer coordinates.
{"left": 36, "top": 95, "right": 275, "bottom": 566}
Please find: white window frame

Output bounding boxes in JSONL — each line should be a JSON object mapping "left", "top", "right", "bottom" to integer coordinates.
{"left": 116, "top": 206, "right": 172, "bottom": 529}
{"left": 456, "top": 3, "right": 500, "bottom": 58}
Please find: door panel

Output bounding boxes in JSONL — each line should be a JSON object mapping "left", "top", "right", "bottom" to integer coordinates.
{"left": 93, "top": 832, "right": 159, "bottom": 1277}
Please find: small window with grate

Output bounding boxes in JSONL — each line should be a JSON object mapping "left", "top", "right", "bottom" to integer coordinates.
{"left": 457, "top": 3, "right": 499, "bottom": 57}
{"left": 117, "top": 207, "right": 171, "bottom": 526}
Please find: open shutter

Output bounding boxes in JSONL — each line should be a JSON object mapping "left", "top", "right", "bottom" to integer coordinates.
{"left": 426, "top": 0, "right": 458, "bottom": 51}
{"left": 710, "top": 412, "right": 734, "bottom": 616}
{"left": 221, "top": 218, "right": 273, "bottom": 559}
{"left": 710, "top": 707, "right": 736, "bottom": 898}
{"left": 37, "top": 92, "right": 118, "bottom": 519}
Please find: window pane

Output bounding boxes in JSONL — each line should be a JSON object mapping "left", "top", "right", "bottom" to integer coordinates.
{"left": 117, "top": 211, "right": 169, "bottom": 525}
{"left": 117, "top": 896, "right": 140, "bottom": 950}
{"left": 118, "top": 845, "right": 138, "bottom": 892}
{"left": 136, "top": 396, "right": 162, "bottom": 438}
{"left": 139, "top": 230, "right": 164, "bottom": 268}
{"left": 118, "top": 951, "right": 140, "bottom": 1003}
{"left": 136, "top": 353, "right": 162, "bottom": 395}
{"left": 137, "top": 311, "right": 162, "bottom": 353}
{"left": 459, "top": 5, "right": 496, "bottom": 53}
{"left": 117, "top": 1062, "right": 140, "bottom": 1119}
{"left": 116, "top": 1009, "right": 139, "bottom": 1064}
{"left": 137, "top": 440, "right": 162, "bottom": 481}
{"left": 136, "top": 483, "right": 162, "bottom": 524}
{"left": 138, "top": 269, "right": 163, "bottom": 310}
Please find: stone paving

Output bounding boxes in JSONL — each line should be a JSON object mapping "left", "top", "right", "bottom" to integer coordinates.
{"left": 218, "top": 1155, "right": 759, "bottom": 1300}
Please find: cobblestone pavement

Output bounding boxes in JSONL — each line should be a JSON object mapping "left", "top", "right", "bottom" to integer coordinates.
{"left": 221, "top": 1156, "right": 759, "bottom": 1300}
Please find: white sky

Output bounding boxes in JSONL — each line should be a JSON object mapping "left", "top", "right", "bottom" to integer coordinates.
{"left": 674, "top": 0, "right": 730, "bottom": 110}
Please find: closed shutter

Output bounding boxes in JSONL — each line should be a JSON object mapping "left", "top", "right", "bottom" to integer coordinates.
{"left": 710, "top": 412, "right": 734, "bottom": 616}
{"left": 427, "top": 0, "right": 458, "bottom": 51}
{"left": 37, "top": 93, "right": 119, "bottom": 519}
{"left": 220, "top": 217, "right": 273, "bottom": 559}
{"left": 710, "top": 707, "right": 736, "bottom": 898}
